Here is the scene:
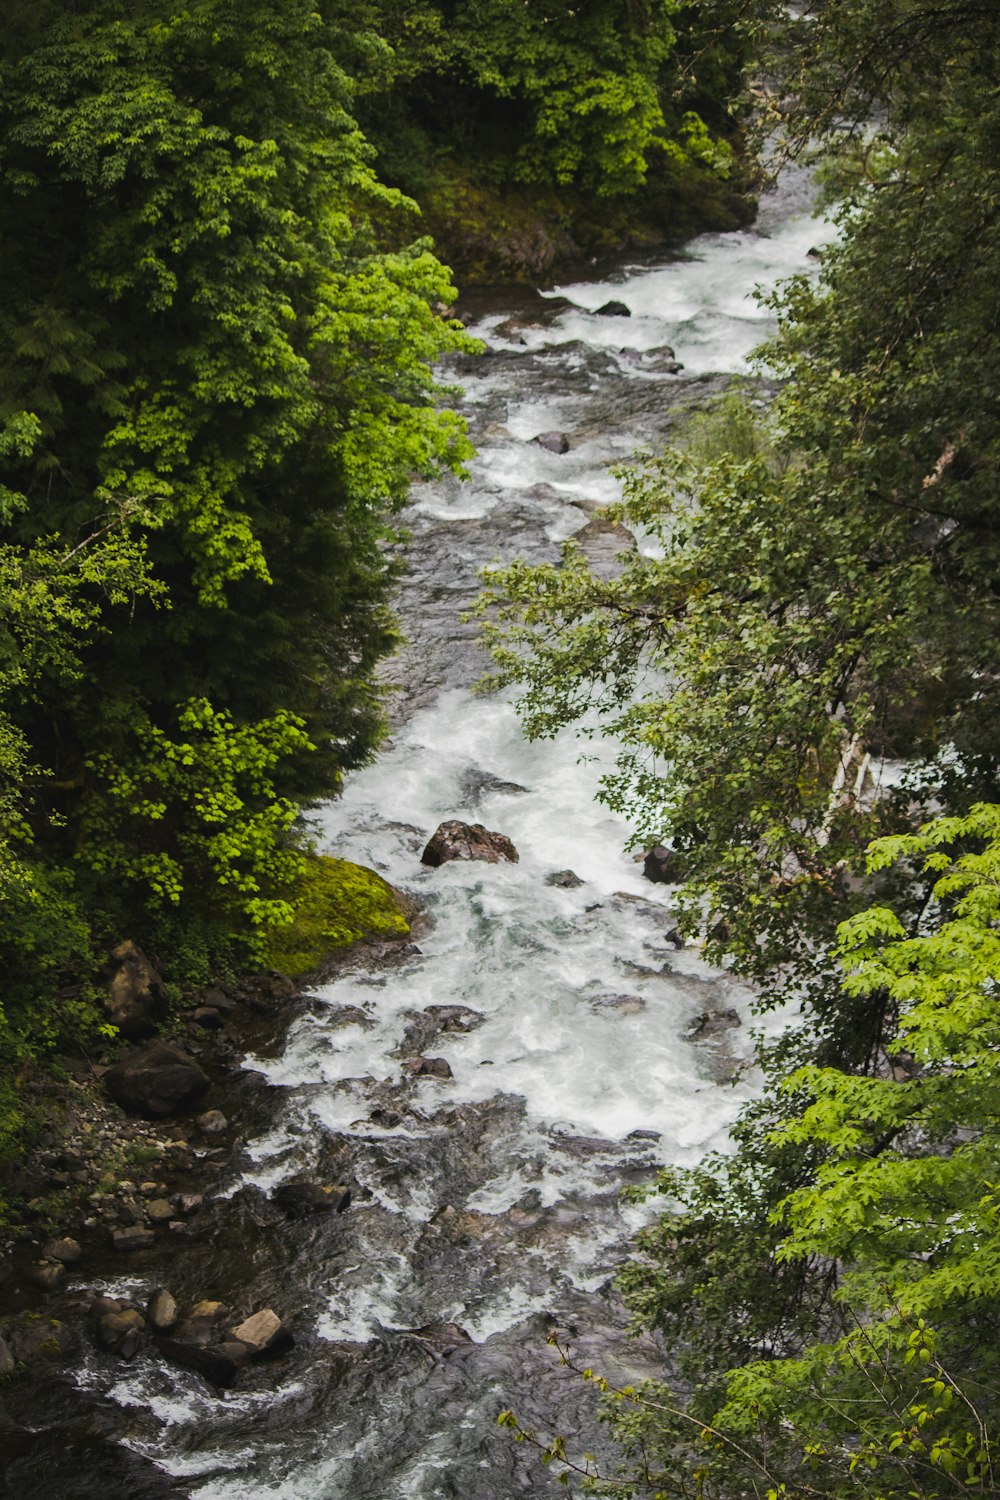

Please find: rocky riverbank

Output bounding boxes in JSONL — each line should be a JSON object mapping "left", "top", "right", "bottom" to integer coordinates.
{"left": 0, "top": 913, "right": 421, "bottom": 1494}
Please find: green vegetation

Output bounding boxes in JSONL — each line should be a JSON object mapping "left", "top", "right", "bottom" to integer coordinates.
{"left": 352, "top": 0, "right": 756, "bottom": 277}
{"left": 482, "top": 0, "right": 1000, "bottom": 1492}
{"left": 263, "top": 855, "right": 410, "bottom": 978}
{"left": 0, "top": 0, "right": 476, "bottom": 1154}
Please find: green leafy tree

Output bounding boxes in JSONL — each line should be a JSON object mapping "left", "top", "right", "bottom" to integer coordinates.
{"left": 0, "top": 0, "right": 474, "bottom": 940}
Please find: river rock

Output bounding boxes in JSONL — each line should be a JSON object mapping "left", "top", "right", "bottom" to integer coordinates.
{"left": 590, "top": 992, "right": 646, "bottom": 1014}
{"left": 571, "top": 516, "right": 636, "bottom": 576}
{"left": 546, "top": 868, "right": 584, "bottom": 887}
{"left": 405, "top": 1321, "right": 474, "bottom": 1357}
{"left": 22, "top": 1259, "right": 65, "bottom": 1291}
{"left": 595, "top": 299, "right": 630, "bottom": 316}
{"left": 41, "top": 1235, "right": 81, "bottom": 1264}
{"left": 272, "top": 1181, "right": 352, "bottom": 1218}
{"left": 531, "top": 430, "right": 570, "bottom": 454}
{"left": 196, "top": 1109, "right": 228, "bottom": 1135}
{"left": 158, "top": 1338, "right": 243, "bottom": 1388}
{"left": 112, "top": 1225, "right": 155, "bottom": 1251}
{"left": 421, "top": 820, "right": 519, "bottom": 866}
{"left": 642, "top": 844, "right": 685, "bottom": 884}
{"left": 104, "top": 939, "right": 169, "bottom": 1040}
{"left": 424, "top": 1005, "right": 485, "bottom": 1033}
{"left": 104, "top": 1040, "right": 210, "bottom": 1118}
{"left": 98, "top": 1308, "right": 146, "bottom": 1359}
{"left": 192, "top": 1006, "right": 224, "bottom": 1029}
{"left": 147, "top": 1288, "right": 178, "bottom": 1331}
{"left": 458, "top": 767, "right": 528, "bottom": 803}
{"left": 0, "top": 1336, "right": 13, "bottom": 1377}
{"left": 146, "top": 1197, "right": 175, "bottom": 1223}
{"left": 230, "top": 1309, "right": 294, "bottom": 1357}
{"left": 687, "top": 1007, "right": 741, "bottom": 1039}
{"left": 402, "top": 1055, "right": 453, "bottom": 1080}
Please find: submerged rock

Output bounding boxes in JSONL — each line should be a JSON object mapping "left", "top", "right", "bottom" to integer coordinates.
{"left": 546, "top": 869, "right": 584, "bottom": 887}
{"left": 421, "top": 820, "right": 519, "bottom": 866}
{"left": 424, "top": 1005, "right": 485, "bottom": 1033}
{"left": 595, "top": 299, "right": 630, "bottom": 316}
{"left": 272, "top": 1181, "right": 352, "bottom": 1218}
{"left": 687, "top": 1007, "right": 741, "bottom": 1040}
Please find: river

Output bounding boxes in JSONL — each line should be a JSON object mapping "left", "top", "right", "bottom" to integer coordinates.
{"left": 68, "top": 162, "right": 822, "bottom": 1499}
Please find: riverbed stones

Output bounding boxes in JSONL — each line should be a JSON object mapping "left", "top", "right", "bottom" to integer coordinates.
{"left": 146, "top": 1288, "right": 178, "bottom": 1331}
{"left": 22, "top": 1259, "right": 66, "bottom": 1291}
{"left": 595, "top": 299, "right": 630, "bottom": 316}
{"left": 590, "top": 991, "right": 646, "bottom": 1014}
{"left": 146, "top": 1197, "right": 175, "bottom": 1223}
{"left": 104, "top": 1040, "right": 210, "bottom": 1118}
{"left": 158, "top": 1338, "right": 243, "bottom": 1388}
{"left": 97, "top": 1308, "right": 146, "bottom": 1360}
{"left": 642, "top": 844, "right": 685, "bottom": 884}
{"left": 571, "top": 516, "right": 636, "bottom": 576}
{"left": 421, "top": 820, "right": 519, "bottom": 866}
{"left": 402, "top": 1055, "right": 453, "bottom": 1080}
{"left": 546, "top": 868, "right": 584, "bottom": 887}
{"left": 41, "top": 1235, "right": 81, "bottom": 1264}
{"left": 104, "top": 939, "right": 169, "bottom": 1040}
{"left": 424, "top": 1005, "right": 484, "bottom": 1033}
{"left": 531, "top": 430, "right": 570, "bottom": 454}
{"left": 196, "top": 1108, "right": 228, "bottom": 1136}
{"left": 687, "top": 1007, "right": 741, "bottom": 1039}
{"left": 230, "top": 1309, "right": 293, "bottom": 1357}
{"left": 111, "top": 1225, "right": 155, "bottom": 1251}
{"left": 272, "top": 1181, "right": 351, "bottom": 1218}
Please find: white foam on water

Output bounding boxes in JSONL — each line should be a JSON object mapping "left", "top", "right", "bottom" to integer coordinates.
{"left": 541, "top": 162, "right": 827, "bottom": 376}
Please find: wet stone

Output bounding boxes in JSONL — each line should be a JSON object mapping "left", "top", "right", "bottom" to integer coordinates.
{"left": 146, "top": 1198, "right": 175, "bottom": 1222}
{"left": 111, "top": 1225, "right": 155, "bottom": 1251}
{"left": 196, "top": 1109, "right": 228, "bottom": 1135}
{"left": 146, "top": 1287, "right": 178, "bottom": 1331}
{"left": 402, "top": 1055, "right": 453, "bottom": 1080}
{"left": 531, "top": 429, "right": 570, "bottom": 454}
{"left": 41, "top": 1236, "right": 82, "bottom": 1264}
{"left": 22, "top": 1260, "right": 66, "bottom": 1291}
{"left": 546, "top": 869, "right": 584, "bottom": 887}
{"left": 272, "top": 1181, "right": 352, "bottom": 1218}
{"left": 424, "top": 1005, "right": 485, "bottom": 1033}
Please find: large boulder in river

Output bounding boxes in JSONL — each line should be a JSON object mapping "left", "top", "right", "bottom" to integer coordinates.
{"left": 642, "top": 844, "right": 686, "bottom": 885}
{"left": 272, "top": 1181, "right": 351, "bottom": 1218}
{"left": 532, "top": 430, "right": 570, "bottom": 454}
{"left": 421, "top": 821, "right": 519, "bottom": 867}
{"left": 104, "top": 1041, "right": 210, "bottom": 1118}
{"left": 104, "top": 939, "right": 169, "bottom": 1039}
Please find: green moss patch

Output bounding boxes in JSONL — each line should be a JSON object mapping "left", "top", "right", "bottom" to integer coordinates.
{"left": 263, "top": 856, "right": 410, "bottom": 978}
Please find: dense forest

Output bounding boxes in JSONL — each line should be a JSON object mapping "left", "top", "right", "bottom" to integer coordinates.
{"left": 2, "top": 0, "right": 999, "bottom": 1494}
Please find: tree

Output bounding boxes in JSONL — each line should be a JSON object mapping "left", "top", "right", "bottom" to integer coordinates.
{"left": 0, "top": 0, "right": 474, "bottom": 955}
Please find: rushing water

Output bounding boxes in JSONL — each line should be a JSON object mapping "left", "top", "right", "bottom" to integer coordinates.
{"left": 65, "top": 165, "right": 824, "bottom": 1499}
